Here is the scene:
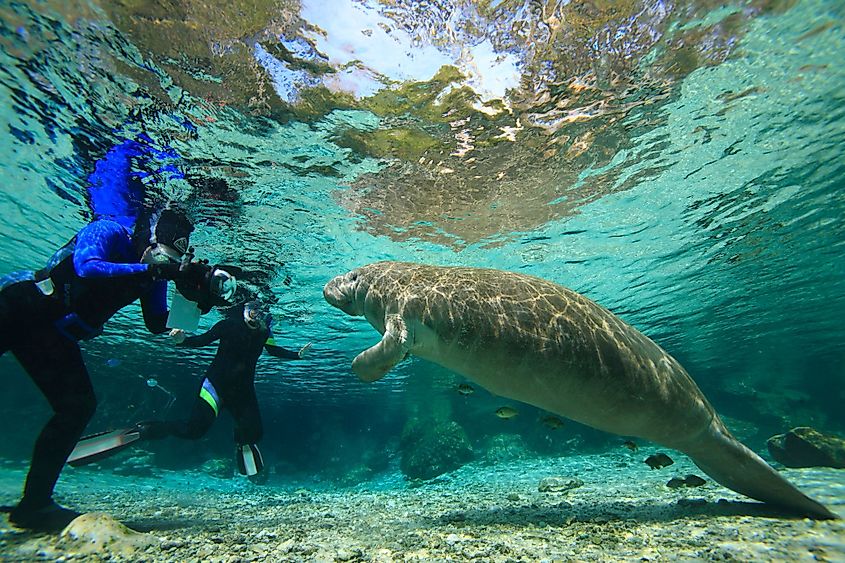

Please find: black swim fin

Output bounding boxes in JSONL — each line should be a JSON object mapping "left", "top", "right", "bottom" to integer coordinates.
{"left": 66, "top": 428, "right": 140, "bottom": 467}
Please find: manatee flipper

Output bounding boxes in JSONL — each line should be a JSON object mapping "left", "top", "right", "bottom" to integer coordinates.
{"left": 684, "top": 421, "right": 837, "bottom": 519}
{"left": 352, "top": 314, "right": 409, "bottom": 382}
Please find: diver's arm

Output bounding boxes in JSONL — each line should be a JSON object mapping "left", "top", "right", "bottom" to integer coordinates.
{"left": 178, "top": 320, "right": 224, "bottom": 348}
{"left": 264, "top": 342, "right": 300, "bottom": 359}
{"left": 140, "top": 280, "right": 169, "bottom": 334}
{"left": 73, "top": 221, "right": 151, "bottom": 278}
{"left": 264, "top": 334, "right": 311, "bottom": 360}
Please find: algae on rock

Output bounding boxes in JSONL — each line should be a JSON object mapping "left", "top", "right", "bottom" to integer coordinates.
{"left": 399, "top": 418, "right": 473, "bottom": 480}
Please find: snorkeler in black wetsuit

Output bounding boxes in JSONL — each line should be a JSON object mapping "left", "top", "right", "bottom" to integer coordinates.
{"left": 0, "top": 208, "right": 225, "bottom": 532}
{"left": 137, "top": 299, "right": 311, "bottom": 480}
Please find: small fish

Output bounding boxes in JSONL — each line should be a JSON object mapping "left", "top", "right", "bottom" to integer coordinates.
{"left": 541, "top": 415, "right": 564, "bottom": 430}
{"left": 495, "top": 406, "right": 519, "bottom": 419}
{"left": 457, "top": 383, "right": 475, "bottom": 396}
{"left": 683, "top": 474, "right": 706, "bottom": 487}
{"left": 666, "top": 474, "right": 707, "bottom": 488}
{"left": 105, "top": 358, "right": 121, "bottom": 368}
{"left": 622, "top": 440, "right": 638, "bottom": 452}
{"left": 146, "top": 378, "right": 158, "bottom": 388}
{"left": 644, "top": 452, "right": 674, "bottom": 470}
{"left": 666, "top": 477, "right": 686, "bottom": 489}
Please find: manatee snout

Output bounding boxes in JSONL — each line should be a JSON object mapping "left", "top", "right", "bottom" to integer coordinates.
{"left": 323, "top": 271, "right": 363, "bottom": 316}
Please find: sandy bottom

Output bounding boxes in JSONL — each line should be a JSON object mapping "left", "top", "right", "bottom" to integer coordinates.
{"left": 1, "top": 451, "right": 843, "bottom": 562}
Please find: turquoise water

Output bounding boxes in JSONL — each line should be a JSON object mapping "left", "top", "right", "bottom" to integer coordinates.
{"left": 0, "top": 0, "right": 843, "bottom": 539}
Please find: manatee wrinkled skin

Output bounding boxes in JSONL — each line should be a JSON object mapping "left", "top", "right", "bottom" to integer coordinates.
{"left": 324, "top": 261, "right": 836, "bottom": 520}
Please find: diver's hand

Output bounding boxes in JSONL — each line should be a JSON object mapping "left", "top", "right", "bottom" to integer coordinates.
{"left": 169, "top": 329, "right": 186, "bottom": 345}
{"left": 298, "top": 342, "right": 313, "bottom": 358}
{"left": 149, "top": 262, "right": 182, "bottom": 281}
{"left": 173, "top": 261, "right": 218, "bottom": 313}
{"left": 180, "top": 260, "right": 212, "bottom": 286}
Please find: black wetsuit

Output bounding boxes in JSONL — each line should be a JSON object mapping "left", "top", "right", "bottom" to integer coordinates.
{"left": 144, "top": 315, "right": 300, "bottom": 446}
{"left": 0, "top": 220, "right": 168, "bottom": 516}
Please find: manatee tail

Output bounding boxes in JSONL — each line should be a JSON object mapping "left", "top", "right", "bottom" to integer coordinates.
{"left": 681, "top": 420, "right": 837, "bottom": 520}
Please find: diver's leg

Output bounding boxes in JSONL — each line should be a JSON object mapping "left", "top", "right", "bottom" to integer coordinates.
{"left": 169, "top": 386, "right": 217, "bottom": 440}
{"left": 9, "top": 330, "right": 96, "bottom": 531}
{"left": 0, "top": 281, "right": 37, "bottom": 357}
{"left": 230, "top": 386, "right": 263, "bottom": 446}
{"left": 230, "top": 387, "right": 265, "bottom": 477}
{"left": 138, "top": 378, "right": 217, "bottom": 440}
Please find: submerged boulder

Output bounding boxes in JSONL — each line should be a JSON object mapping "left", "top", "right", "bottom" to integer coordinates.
{"left": 59, "top": 512, "right": 158, "bottom": 557}
{"left": 399, "top": 419, "right": 473, "bottom": 480}
{"left": 767, "top": 427, "right": 845, "bottom": 469}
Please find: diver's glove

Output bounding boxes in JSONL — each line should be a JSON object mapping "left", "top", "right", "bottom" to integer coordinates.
{"left": 149, "top": 262, "right": 183, "bottom": 281}
{"left": 174, "top": 261, "right": 215, "bottom": 311}
{"left": 168, "top": 328, "right": 186, "bottom": 345}
{"left": 149, "top": 261, "right": 212, "bottom": 286}
{"left": 179, "top": 260, "right": 213, "bottom": 287}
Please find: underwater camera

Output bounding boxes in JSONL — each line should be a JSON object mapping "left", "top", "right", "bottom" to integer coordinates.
{"left": 173, "top": 249, "right": 238, "bottom": 313}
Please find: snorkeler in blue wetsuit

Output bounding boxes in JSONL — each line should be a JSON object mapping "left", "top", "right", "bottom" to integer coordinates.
{"left": 136, "top": 299, "right": 311, "bottom": 481}
{"left": 0, "top": 208, "right": 228, "bottom": 532}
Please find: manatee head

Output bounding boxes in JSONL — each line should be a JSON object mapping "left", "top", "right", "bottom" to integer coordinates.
{"left": 323, "top": 268, "right": 366, "bottom": 316}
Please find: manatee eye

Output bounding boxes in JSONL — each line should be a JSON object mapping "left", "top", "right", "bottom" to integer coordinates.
{"left": 348, "top": 272, "right": 358, "bottom": 282}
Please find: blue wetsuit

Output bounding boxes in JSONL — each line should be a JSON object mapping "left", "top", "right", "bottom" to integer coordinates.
{"left": 0, "top": 219, "right": 165, "bottom": 513}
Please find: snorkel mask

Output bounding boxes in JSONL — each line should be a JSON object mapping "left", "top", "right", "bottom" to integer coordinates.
{"left": 243, "top": 300, "right": 266, "bottom": 329}
{"left": 140, "top": 208, "right": 192, "bottom": 263}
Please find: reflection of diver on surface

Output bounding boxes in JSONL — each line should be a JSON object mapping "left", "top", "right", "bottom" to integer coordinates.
{"left": 0, "top": 208, "right": 232, "bottom": 532}
{"left": 135, "top": 300, "right": 311, "bottom": 482}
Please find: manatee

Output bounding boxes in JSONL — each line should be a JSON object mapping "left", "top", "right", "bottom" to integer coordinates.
{"left": 323, "top": 261, "right": 837, "bottom": 519}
